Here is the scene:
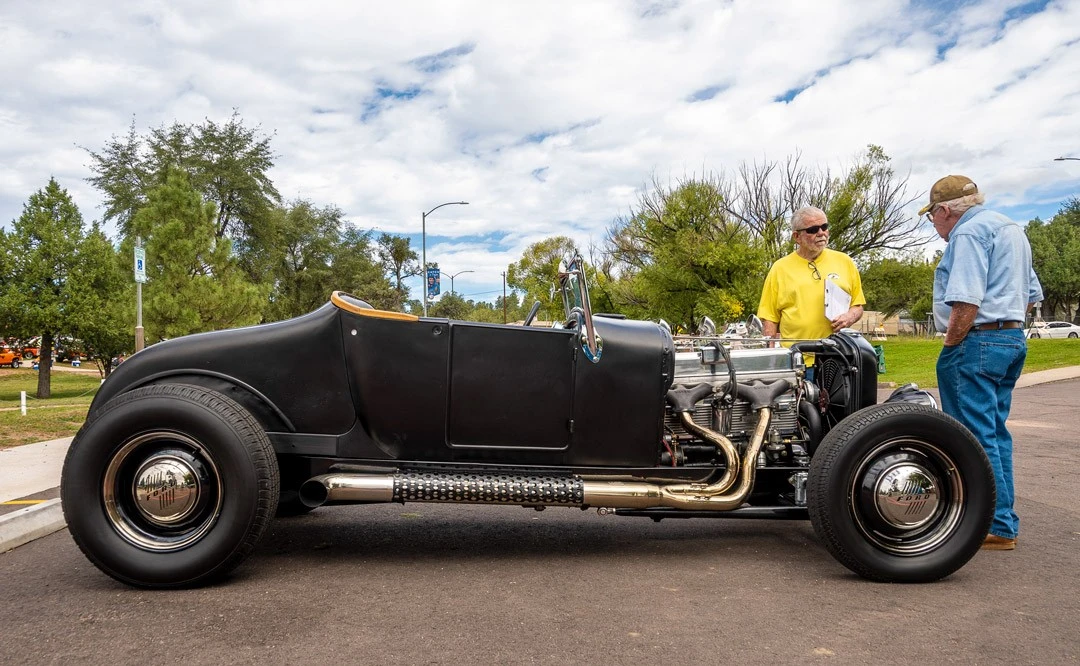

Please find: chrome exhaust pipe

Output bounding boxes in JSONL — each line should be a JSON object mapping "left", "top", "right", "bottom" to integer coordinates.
{"left": 299, "top": 474, "right": 395, "bottom": 508}
{"left": 300, "top": 407, "right": 773, "bottom": 512}
{"left": 581, "top": 406, "right": 771, "bottom": 511}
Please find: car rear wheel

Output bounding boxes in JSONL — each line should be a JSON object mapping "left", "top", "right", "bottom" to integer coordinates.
{"left": 10, "top": 358, "right": 20, "bottom": 368}
{"left": 61, "top": 384, "right": 279, "bottom": 588}
{"left": 1069, "top": 332, "right": 1078, "bottom": 339}
{"left": 807, "top": 402, "right": 993, "bottom": 583}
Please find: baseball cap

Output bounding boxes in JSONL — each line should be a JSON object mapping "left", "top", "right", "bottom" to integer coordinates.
{"left": 918, "top": 175, "right": 979, "bottom": 215}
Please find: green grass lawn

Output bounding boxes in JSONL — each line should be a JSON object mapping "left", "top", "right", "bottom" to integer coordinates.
{"left": 877, "top": 336, "right": 1080, "bottom": 388}
{"left": 0, "top": 368, "right": 100, "bottom": 448}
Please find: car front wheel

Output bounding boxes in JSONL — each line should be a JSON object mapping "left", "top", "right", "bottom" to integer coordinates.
{"left": 807, "top": 402, "right": 993, "bottom": 583}
{"left": 61, "top": 384, "right": 279, "bottom": 588}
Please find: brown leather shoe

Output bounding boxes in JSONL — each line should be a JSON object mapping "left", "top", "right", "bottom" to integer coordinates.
{"left": 982, "top": 534, "right": 1017, "bottom": 550}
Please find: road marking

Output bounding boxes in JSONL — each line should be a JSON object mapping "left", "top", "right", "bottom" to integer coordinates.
{"left": 2, "top": 500, "right": 48, "bottom": 505}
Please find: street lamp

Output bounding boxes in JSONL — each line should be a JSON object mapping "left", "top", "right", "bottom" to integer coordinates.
{"left": 446, "top": 269, "right": 474, "bottom": 295}
{"left": 422, "top": 201, "right": 469, "bottom": 317}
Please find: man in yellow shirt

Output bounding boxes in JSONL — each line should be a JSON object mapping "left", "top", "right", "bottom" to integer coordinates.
{"left": 757, "top": 206, "right": 865, "bottom": 344}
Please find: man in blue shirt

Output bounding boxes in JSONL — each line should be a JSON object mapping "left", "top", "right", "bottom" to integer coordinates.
{"left": 923, "top": 175, "right": 1043, "bottom": 551}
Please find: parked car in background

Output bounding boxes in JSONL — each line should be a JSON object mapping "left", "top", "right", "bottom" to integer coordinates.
{"left": 0, "top": 345, "right": 22, "bottom": 368}
{"left": 20, "top": 337, "right": 41, "bottom": 359}
{"left": 1026, "top": 321, "right": 1080, "bottom": 339}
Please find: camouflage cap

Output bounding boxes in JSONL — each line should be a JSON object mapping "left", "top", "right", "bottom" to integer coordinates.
{"left": 918, "top": 175, "right": 979, "bottom": 215}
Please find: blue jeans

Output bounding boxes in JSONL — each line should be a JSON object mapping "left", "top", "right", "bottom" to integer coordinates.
{"left": 936, "top": 329, "right": 1026, "bottom": 539}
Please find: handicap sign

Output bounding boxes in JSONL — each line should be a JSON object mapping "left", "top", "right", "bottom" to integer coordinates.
{"left": 134, "top": 247, "right": 147, "bottom": 283}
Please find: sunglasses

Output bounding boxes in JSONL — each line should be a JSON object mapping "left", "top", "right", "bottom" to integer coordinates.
{"left": 798, "top": 223, "right": 829, "bottom": 234}
{"left": 808, "top": 260, "right": 821, "bottom": 281}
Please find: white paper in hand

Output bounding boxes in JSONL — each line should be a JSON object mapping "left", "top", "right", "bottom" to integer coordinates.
{"left": 824, "top": 278, "right": 851, "bottom": 320}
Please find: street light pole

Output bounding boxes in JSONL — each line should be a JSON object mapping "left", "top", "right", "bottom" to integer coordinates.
{"left": 446, "top": 269, "right": 474, "bottom": 295}
{"left": 422, "top": 201, "right": 469, "bottom": 317}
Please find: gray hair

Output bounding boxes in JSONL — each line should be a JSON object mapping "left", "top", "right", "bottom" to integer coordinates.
{"left": 791, "top": 206, "right": 827, "bottom": 232}
{"left": 940, "top": 193, "right": 986, "bottom": 217}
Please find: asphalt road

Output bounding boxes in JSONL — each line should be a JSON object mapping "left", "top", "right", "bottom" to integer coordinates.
{"left": 2, "top": 381, "right": 1078, "bottom": 665}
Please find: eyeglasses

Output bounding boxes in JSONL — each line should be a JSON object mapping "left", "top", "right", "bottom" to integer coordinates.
{"left": 798, "top": 223, "right": 829, "bottom": 235}
{"left": 808, "top": 260, "right": 821, "bottom": 281}
{"left": 924, "top": 205, "right": 940, "bottom": 223}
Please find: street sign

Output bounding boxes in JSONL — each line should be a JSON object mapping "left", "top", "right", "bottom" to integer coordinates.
{"left": 134, "top": 247, "right": 147, "bottom": 283}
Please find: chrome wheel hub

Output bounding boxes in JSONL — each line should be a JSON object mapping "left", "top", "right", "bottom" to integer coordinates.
{"left": 850, "top": 439, "right": 963, "bottom": 556}
{"left": 103, "top": 432, "right": 223, "bottom": 552}
{"left": 872, "top": 463, "right": 939, "bottom": 529}
{"left": 133, "top": 454, "right": 201, "bottom": 525}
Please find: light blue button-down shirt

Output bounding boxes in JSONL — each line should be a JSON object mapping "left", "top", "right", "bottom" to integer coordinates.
{"left": 933, "top": 205, "right": 1043, "bottom": 333}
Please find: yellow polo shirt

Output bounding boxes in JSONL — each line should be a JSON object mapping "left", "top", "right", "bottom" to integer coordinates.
{"left": 757, "top": 248, "right": 865, "bottom": 343}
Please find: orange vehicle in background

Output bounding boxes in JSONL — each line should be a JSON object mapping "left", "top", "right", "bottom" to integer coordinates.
{"left": 0, "top": 345, "right": 22, "bottom": 368}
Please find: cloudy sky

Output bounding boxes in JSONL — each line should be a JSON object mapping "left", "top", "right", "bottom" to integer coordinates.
{"left": 2, "top": 0, "right": 1079, "bottom": 302}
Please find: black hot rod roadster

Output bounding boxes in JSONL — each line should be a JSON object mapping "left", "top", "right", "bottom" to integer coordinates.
{"left": 61, "top": 256, "right": 994, "bottom": 587}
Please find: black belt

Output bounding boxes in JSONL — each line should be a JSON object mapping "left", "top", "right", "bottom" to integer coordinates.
{"left": 969, "top": 321, "right": 1022, "bottom": 332}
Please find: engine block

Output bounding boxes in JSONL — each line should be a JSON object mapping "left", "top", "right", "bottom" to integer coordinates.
{"left": 666, "top": 344, "right": 801, "bottom": 443}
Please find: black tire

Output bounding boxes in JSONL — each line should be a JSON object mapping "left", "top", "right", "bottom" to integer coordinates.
{"left": 22, "top": 351, "right": 33, "bottom": 359}
{"left": 807, "top": 402, "right": 993, "bottom": 583}
{"left": 1030, "top": 331, "right": 1040, "bottom": 339}
{"left": 1069, "top": 332, "right": 1078, "bottom": 339}
{"left": 11, "top": 359, "right": 19, "bottom": 369}
{"left": 276, "top": 488, "right": 317, "bottom": 517}
{"left": 61, "top": 384, "right": 279, "bottom": 588}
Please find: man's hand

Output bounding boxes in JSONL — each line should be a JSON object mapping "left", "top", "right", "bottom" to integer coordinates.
{"left": 830, "top": 305, "right": 864, "bottom": 333}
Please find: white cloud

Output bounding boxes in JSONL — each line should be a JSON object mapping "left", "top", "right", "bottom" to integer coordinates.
{"left": 2, "top": 0, "right": 1079, "bottom": 300}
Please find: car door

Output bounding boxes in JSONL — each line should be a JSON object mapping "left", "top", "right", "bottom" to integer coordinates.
{"left": 446, "top": 322, "right": 576, "bottom": 451}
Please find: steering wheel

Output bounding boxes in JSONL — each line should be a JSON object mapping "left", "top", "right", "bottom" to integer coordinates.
{"left": 524, "top": 301, "right": 542, "bottom": 326}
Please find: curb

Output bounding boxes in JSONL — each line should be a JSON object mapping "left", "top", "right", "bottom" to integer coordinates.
{"left": 0, "top": 498, "right": 66, "bottom": 553}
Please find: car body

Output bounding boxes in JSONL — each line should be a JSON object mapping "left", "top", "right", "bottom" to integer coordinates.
{"left": 61, "top": 256, "right": 993, "bottom": 589}
{"left": 1026, "top": 321, "right": 1080, "bottom": 339}
{"left": 19, "top": 337, "right": 40, "bottom": 359}
{"left": 0, "top": 345, "right": 21, "bottom": 368}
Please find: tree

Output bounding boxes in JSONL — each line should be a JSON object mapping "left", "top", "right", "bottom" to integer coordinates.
{"left": 329, "top": 227, "right": 397, "bottom": 310}
{"left": 1027, "top": 198, "right": 1080, "bottom": 321}
{"left": 507, "top": 236, "right": 578, "bottom": 323}
{"left": 721, "top": 145, "right": 932, "bottom": 265}
{"left": 377, "top": 233, "right": 420, "bottom": 310}
{"left": 85, "top": 111, "right": 280, "bottom": 282}
{"left": 429, "top": 291, "right": 471, "bottom": 320}
{"left": 860, "top": 253, "right": 938, "bottom": 318}
{"left": 262, "top": 200, "right": 345, "bottom": 322}
{"left": 0, "top": 179, "right": 117, "bottom": 396}
{"left": 129, "top": 170, "right": 266, "bottom": 340}
{"left": 601, "top": 146, "right": 930, "bottom": 330}
{"left": 65, "top": 226, "right": 133, "bottom": 377}
{"left": 605, "top": 177, "right": 769, "bottom": 330}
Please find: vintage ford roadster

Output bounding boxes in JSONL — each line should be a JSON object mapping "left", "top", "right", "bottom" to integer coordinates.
{"left": 62, "top": 256, "right": 994, "bottom": 588}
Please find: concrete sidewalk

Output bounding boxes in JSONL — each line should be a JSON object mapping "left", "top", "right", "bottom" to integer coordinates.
{"left": 0, "top": 437, "right": 72, "bottom": 552}
{"left": 4, "top": 365, "right": 1080, "bottom": 553}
